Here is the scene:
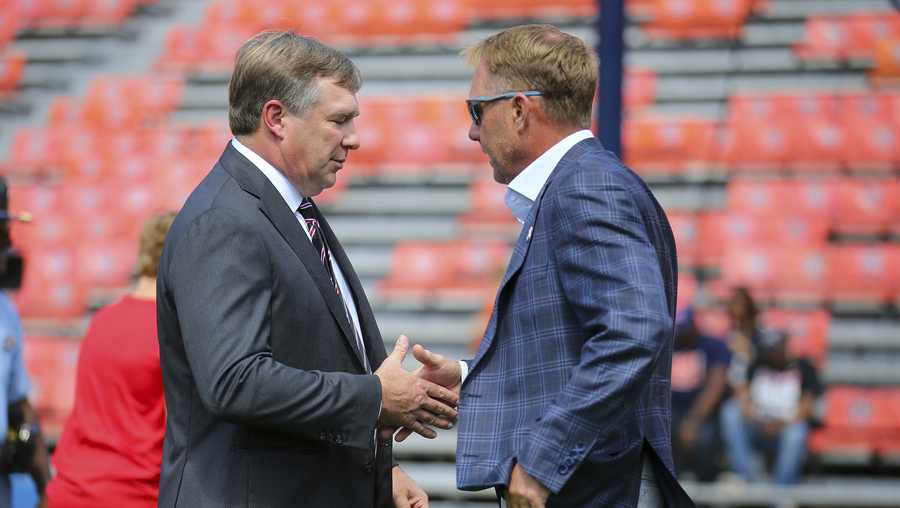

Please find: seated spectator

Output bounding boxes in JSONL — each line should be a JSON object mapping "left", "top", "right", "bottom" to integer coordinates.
{"left": 670, "top": 308, "right": 731, "bottom": 482}
{"left": 725, "top": 287, "right": 760, "bottom": 387}
{"left": 46, "top": 212, "right": 175, "bottom": 508}
{"left": 720, "top": 328, "right": 823, "bottom": 485}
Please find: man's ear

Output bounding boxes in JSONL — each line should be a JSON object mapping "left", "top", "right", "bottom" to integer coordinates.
{"left": 261, "top": 99, "right": 288, "bottom": 140}
{"left": 512, "top": 93, "right": 530, "bottom": 132}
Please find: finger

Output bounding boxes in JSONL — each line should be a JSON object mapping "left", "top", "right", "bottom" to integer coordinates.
{"left": 412, "top": 344, "right": 445, "bottom": 368}
{"left": 405, "top": 418, "right": 437, "bottom": 439}
{"left": 393, "top": 491, "right": 411, "bottom": 508}
{"left": 390, "top": 335, "right": 410, "bottom": 362}
{"left": 395, "top": 427, "right": 414, "bottom": 442}
{"left": 412, "top": 409, "right": 454, "bottom": 429}
{"left": 420, "top": 395, "right": 458, "bottom": 420}
{"left": 423, "top": 381, "right": 459, "bottom": 407}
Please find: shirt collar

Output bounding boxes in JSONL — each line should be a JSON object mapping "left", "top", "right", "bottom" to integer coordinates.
{"left": 231, "top": 138, "right": 304, "bottom": 212}
{"left": 504, "top": 129, "right": 593, "bottom": 223}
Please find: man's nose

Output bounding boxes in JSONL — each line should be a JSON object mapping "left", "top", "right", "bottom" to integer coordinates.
{"left": 468, "top": 121, "right": 480, "bottom": 142}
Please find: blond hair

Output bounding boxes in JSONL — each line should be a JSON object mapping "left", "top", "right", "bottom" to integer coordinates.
{"left": 137, "top": 211, "right": 176, "bottom": 278}
{"left": 463, "top": 24, "right": 597, "bottom": 128}
{"left": 228, "top": 31, "right": 362, "bottom": 135}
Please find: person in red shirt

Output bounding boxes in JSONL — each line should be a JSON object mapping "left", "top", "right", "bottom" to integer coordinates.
{"left": 46, "top": 212, "right": 175, "bottom": 508}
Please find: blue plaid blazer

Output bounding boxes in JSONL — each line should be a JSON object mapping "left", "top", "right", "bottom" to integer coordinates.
{"left": 456, "top": 138, "right": 693, "bottom": 507}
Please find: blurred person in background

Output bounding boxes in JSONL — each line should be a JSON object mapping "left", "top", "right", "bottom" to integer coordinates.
{"left": 670, "top": 308, "right": 730, "bottom": 482}
{"left": 404, "top": 24, "right": 694, "bottom": 507}
{"left": 0, "top": 176, "right": 51, "bottom": 508}
{"left": 725, "top": 287, "right": 761, "bottom": 388}
{"left": 157, "top": 31, "right": 453, "bottom": 508}
{"left": 45, "top": 212, "right": 175, "bottom": 508}
{"left": 720, "top": 328, "right": 823, "bottom": 485}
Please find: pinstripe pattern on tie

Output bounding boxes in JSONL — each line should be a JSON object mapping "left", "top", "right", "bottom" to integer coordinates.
{"left": 298, "top": 198, "right": 370, "bottom": 372}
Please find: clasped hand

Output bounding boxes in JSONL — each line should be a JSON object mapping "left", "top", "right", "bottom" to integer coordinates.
{"left": 374, "top": 336, "right": 461, "bottom": 439}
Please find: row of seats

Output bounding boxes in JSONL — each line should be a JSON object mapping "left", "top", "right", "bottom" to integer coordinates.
{"left": 809, "top": 386, "right": 900, "bottom": 464}
{"left": 0, "top": 0, "right": 152, "bottom": 33}
{"left": 0, "top": 49, "right": 24, "bottom": 98}
{"left": 795, "top": 13, "right": 900, "bottom": 61}
{"left": 722, "top": 244, "right": 900, "bottom": 304}
{"left": 158, "top": 0, "right": 596, "bottom": 71}
{"left": 642, "top": 0, "right": 756, "bottom": 40}
{"left": 378, "top": 240, "right": 511, "bottom": 303}
{"left": 725, "top": 178, "right": 900, "bottom": 234}
{"left": 626, "top": 115, "right": 900, "bottom": 173}
{"left": 22, "top": 336, "right": 79, "bottom": 436}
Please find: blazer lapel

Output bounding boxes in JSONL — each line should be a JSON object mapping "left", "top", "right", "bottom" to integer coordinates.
{"left": 465, "top": 182, "right": 549, "bottom": 379}
{"left": 318, "top": 208, "right": 385, "bottom": 370}
{"left": 256, "top": 185, "right": 362, "bottom": 363}
{"left": 219, "top": 144, "right": 362, "bottom": 369}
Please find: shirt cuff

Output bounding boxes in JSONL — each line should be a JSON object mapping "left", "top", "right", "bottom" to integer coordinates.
{"left": 459, "top": 360, "right": 469, "bottom": 385}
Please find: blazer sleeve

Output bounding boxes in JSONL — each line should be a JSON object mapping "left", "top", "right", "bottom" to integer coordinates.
{"left": 515, "top": 166, "right": 672, "bottom": 493}
{"left": 167, "top": 207, "right": 382, "bottom": 450}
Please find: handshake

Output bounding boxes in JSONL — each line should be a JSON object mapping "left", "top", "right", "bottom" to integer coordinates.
{"left": 374, "top": 335, "right": 462, "bottom": 442}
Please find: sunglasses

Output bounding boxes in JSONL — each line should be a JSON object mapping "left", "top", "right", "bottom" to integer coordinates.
{"left": 466, "top": 91, "right": 545, "bottom": 125}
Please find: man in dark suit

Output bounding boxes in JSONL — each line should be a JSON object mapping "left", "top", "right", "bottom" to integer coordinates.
{"left": 157, "top": 31, "right": 457, "bottom": 508}
{"left": 406, "top": 25, "right": 695, "bottom": 507}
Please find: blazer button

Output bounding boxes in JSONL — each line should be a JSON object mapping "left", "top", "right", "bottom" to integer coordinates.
{"left": 363, "top": 461, "right": 374, "bottom": 473}
{"left": 557, "top": 464, "right": 570, "bottom": 476}
{"left": 335, "top": 433, "right": 344, "bottom": 445}
{"left": 319, "top": 431, "right": 327, "bottom": 441}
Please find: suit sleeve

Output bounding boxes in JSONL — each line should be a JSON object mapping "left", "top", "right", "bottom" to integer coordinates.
{"left": 515, "top": 167, "right": 672, "bottom": 493}
{"left": 167, "top": 208, "right": 382, "bottom": 450}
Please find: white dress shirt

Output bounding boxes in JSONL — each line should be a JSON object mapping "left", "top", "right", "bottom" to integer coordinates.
{"left": 231, "top": 139, "right": 366, "bottom": 360}
{"left": 460, "top": 129, "right": 595, "bottom": 383}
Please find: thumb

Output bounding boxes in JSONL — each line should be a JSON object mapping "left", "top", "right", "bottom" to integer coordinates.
{"left": 389, "top": 334, "right": 410, "bottom": 362}
{"left": 412, "top": 344, "right": 443, "bottom": 367}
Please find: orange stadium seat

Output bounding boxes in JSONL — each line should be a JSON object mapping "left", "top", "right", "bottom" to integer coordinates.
{"left": 23, "top": 336, "right": 79, "bottom": 434}
{"left": 0, "top": 3, "right": 23, "bottom": 47}
{"left": 809, "top": 387, "right": 891, "bottom": 463}
{"left": 81, "top": 0, "right": 139, "bottom": 27}
{"left": 698, "top": 212, "right": 828, "bottom": 267}
{"left": 471, "top": 0, "right": 596, "bottom": 20}
{"left": 729, "top": 93, "right": 839, "bottom": 122}
{"left": 459, "top": 179, "right": 518, "bottom": 237}
{"left": 719, "top": 119, "right": 793, "bottom": 171}
{"left": 676, "top": 273, "right": 698, "bottom": 312}
{"left": 761, "top": 309, "right": 830, "bottom": 365}
{"left": 828, "top": 245, "right": 900, "bottom": 303}
{"left": 158, "top": 25, "right": 205, "bottom": 71}
{"left": 624, "top": 116, "right": 719, "bottom": 173}
{"left": 14, "top": 251, "right": 89, "bottom": 319}
{"left": 380, "top": 242, "right": 456, "bottom": 299}
{"left": 667, "top": 212, "right": 699, "bottom": 267}
{"left": 789, "top": 119, "right": 847, "bottom": 171}
{"left": 844, "top": 116, "right": 898, "bottom": 170}
{"left": 624, "top": 69, "right": 657, "bottom": 110}
{"left": 644, "top": 0, "right": 753, "bottom": 40}
{"left": 845, "top": 13, "right": 900, "bottom": 59}
{"left": 77, "top": 240, "right": 137, "bottom": 288}
{"left": 796, "top": 16, "right": 850, "bottom": 60}
{"left": 871, "top": 38, "right": 900, "bottom": 85}
{"left": 0, "top": 50, "right": 25, "bottom": 98}
{"left": 34, "top": 0, "right": 91, "bottom": 28}
{"left": 833, "top": 179, "right": 900, "bottom": 234}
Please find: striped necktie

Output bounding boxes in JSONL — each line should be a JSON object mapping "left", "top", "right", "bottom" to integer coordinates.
{"left": 297, "top": 198, "right": 370, "bottom": 372}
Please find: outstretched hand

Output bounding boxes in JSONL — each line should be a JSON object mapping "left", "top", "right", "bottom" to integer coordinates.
{"left": 395, "top": 344, "right": 462, "bottom": 442}
{"left": 375, "top": 336, "right": 458, "bottom": 439}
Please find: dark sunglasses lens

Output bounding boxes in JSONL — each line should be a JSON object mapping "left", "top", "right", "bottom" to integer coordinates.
{"left": 467, "top": 102, "right": 481, "bottom": 124}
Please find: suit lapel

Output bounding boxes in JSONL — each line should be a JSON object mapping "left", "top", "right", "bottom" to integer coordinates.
{"left": 464, "top": 181, "right": 548, "bottom": 379}
{"left": 219, "top": 144, "right": 364, "bottom": 370}
{"left": 318, "top": 209, "right": 386, "bottom": 369}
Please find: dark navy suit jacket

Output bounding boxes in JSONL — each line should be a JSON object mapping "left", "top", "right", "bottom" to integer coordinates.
{"left": 456, "top": 138, "right": 694, "bottom": 507}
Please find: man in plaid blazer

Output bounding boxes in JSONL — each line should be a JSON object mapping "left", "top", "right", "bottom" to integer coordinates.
{"left": 405, "top": 25, "right": 695, "bottom": 507}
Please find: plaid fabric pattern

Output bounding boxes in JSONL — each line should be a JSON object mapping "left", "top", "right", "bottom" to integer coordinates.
{"left": 457, "top": 138, "right": 680, "bottom": 505}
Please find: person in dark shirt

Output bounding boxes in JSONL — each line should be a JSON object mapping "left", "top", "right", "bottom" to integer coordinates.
{"left": 670, "top": 309, "right": 731, "bottom": 482}
{"left": 720, "top": 328, "right": 823, "bottom": 484}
